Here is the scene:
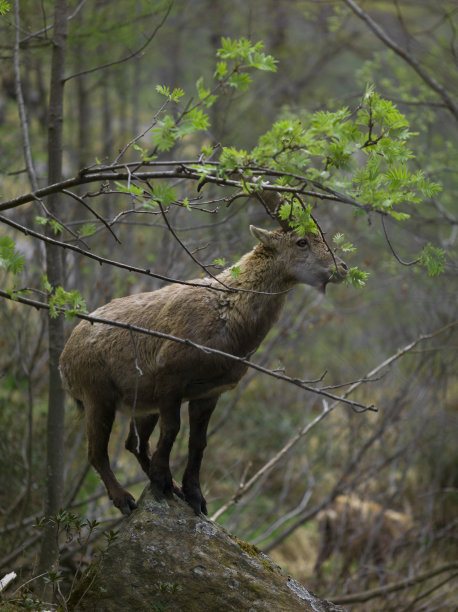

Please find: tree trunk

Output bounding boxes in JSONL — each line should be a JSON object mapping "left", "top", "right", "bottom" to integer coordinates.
{"left": 38, "top": 0, "right": 68, "bottom": 580}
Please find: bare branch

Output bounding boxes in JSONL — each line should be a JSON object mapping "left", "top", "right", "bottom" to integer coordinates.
{"left": 13, "top": 0, "right": 38, "bottom": 191}
{"left": 210, "top": 320, "right": 456, "bottom": 521}
{"left": 331, "top": 562, "right": 458, "bottom": 605}
{"left": 0, "top": 288, "right": 376, "bottom": 414}
{"left": 381, "top": 215, "right": 420, "bottom": 267}
{"left": 343, "top": 0, "right": 458, "bottom": 121}
{"left": 61, "top": 189, "right": 120, "bottom": 244}
{"left": 63, "top": 2, "right": 173, "bottom": 83}
{"left": 0, "top": 213, "right": 228, "bottom": 291}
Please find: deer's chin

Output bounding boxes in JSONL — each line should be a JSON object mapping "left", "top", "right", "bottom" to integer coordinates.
{"left": 317, "top": 281, "right": 327, "bottom": 294}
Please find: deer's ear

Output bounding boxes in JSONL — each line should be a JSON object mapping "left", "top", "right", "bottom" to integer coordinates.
{"left": 250, "top": 225, "right": 275, "bottom": 248}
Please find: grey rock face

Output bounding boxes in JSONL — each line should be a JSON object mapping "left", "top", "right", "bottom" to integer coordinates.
{"left": 72, "top": 487, "right": 346, "bottom": 612}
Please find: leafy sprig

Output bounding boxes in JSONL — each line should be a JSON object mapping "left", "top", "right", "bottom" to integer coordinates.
{"left": 0, "top": 236, "right": 25, "bottom": 274}
{"left": 43, "top": 276, "right": 88, "bottom": 320}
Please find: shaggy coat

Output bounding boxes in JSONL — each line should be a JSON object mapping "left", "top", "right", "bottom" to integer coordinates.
{"left": 60, "top": 226, "right": 347, "bottom": 515}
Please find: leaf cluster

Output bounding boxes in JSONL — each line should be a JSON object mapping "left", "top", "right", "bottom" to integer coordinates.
{"left": 151, "top": 38, "right": 277, "bottom": 152}
{"left": 43, "top": 276, "right": 88, "bottom": 320}
{"left": 0, "top": 236, "right": 25, "bottom": 274}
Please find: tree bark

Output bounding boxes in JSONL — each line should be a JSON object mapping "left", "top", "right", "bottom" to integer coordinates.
{"left": 38, "top": 0, "right": 68, "bottom": 579}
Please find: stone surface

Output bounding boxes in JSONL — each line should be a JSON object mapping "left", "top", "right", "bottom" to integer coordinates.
{"left": 72, "top": 486, "right": 345, "bottom": 611}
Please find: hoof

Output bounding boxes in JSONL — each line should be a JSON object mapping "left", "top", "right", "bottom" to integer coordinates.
{"left": 114, "top": 493, "right": 137, "bottom": 516}
{"left": 149, "top": 473, "right": 174, "bottom": 497}
{"left": 183, "top": 486, "right": 207, "bottom": 515}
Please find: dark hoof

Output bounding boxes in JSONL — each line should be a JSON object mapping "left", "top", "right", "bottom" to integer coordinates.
{"left": 149, "top": 472, "right": 174, "bottom": 497}
{"left": 183, "top": 487, "right": 207, "bottom": 515}
{"left": 114, "top": 493, "right": 137, "bottom": 516}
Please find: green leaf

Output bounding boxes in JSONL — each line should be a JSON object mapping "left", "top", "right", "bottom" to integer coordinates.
{"left": 49, "top": 220, "right": 63, "bottom": 235}
{"left": 114, "top": 181, "right": 144, "bottom": 196}
{"left": 0, "top": 1, "right": 10, "bottom": 16}
{"left": 156, "top": 84, "right": 184, "bottom": 102}
{"left": 0, "top": 236, "right": 25, "bottom": 274}
{"left": 175, "top": 108, "right": 210, "bottom": 137}
{"left": 230, "top": 265, "right": 241, "bottom": 279}
{"left": 78, "top": 223, "right": 97, "bottom": 238}
{"left": 419, "top": 243, "right": 445, "bottom": 276}
{"left": 151, "top": 114, "right": 177, "bottom": 151}
{"left": 196, "top": 77, "right": 218, "bottom": 108}
{"left": 345, "top": 267, "right": 369, "bottom": 288}
{"left": 332, "top": 233, "right": 356, "bottom": 253}
{"left": 213, "top": 258, "right": 226, "bottom": 267}
{"left": 44, "top": 276, "right": 88, "bottom": 320}
{"left": 147, "top": 183, "right": 176, "bottom": 208}
{"left": 227, "top": 72, "right": 252, "bottom": 91}
{"left": 214, "top": 60, "right": 228, "bottom": 80}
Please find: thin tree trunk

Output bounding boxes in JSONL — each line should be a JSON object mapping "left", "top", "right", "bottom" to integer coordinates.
{"left": 38, "top": 0, "right": 68, "bottom": 582}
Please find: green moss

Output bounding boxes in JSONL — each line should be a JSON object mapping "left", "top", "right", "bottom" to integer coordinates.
{"left": 261, "top": 558, "right": 276, "bottom": 573}
{"left": 231, "top": 534, "right": 262, "bottom": 557}
{"left": 230, "top": 535, "right": 277, "bottom": 573}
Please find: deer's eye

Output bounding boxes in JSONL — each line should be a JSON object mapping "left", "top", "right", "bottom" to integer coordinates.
{"left": 296, "top": 238, "right": 309, "bottom": 248}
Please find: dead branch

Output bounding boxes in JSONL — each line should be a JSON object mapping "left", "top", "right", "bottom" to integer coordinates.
{"left": 331, "top": 561, "right": 458, "bottom": 604}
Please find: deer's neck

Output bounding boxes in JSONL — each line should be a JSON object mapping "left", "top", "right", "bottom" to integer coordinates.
{"left": 211, "top": 248, "right": 291, "bottom": 355}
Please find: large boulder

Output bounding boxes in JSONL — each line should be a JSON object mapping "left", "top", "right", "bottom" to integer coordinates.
{"left": 72, "top": 486, "right": 345, "bottom": 611}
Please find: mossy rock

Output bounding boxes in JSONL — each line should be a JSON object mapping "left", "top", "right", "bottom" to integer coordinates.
{"left": 72, "top": 486, "right": 345, "bottom": 612}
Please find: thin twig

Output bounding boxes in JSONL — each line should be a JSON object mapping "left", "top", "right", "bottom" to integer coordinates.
{"left": 151, "top": 184, "right": 235, "bottom": 291}
{"left": 13, "top": 0, "right": 38, "bottom": 191}
{"left": 343, "top": 0, "right": 458, "bottom": 121}
{"left": 63, "top": 2, "right": 173, "bottom": 83}
{"left": 128, "top": 327, "right": 143, "bottom": 454}
{"left": 0, "top": 213, "right": 229, "bottom": 293}
{"left": 210, "top": 320, "right": 456, "bottom": 521}
{"left": 381, "top": 215, "right": 420, "bottom": 266}
{"left": 62, "top": 189, "right": 120, "bottom": 244}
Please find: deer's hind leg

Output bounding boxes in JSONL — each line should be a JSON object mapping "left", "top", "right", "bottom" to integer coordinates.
{"left": 125, "top": 413, "right": 159, "bottom": 474}
{"left": 84, "top": 396, "right": 137, "bottom": 516}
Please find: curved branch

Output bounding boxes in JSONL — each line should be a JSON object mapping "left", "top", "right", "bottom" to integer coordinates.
{"left": 0, "top": 165, "right": 370, "bottom": 213}
{"left": 210, "top": 320, "right": 456, "bottom": 522}
{"left": 381, "top": 215, "right": 420, "bottom": 266}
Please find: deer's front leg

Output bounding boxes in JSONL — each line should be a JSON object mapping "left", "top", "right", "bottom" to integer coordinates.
{"left": 149, "top": 398, "right": 181, "bottom": 496}
{"left": 182, "top": 396, "right": 218, "bottom": 515}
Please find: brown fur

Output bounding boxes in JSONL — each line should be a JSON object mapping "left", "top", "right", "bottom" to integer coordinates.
{"left": 60, "top": 226, "right": 347, "bottom": 515}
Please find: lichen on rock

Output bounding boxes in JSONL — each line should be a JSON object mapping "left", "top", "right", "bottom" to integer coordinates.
{"left": 72, "top": 486, "right": 346, "bottom": 612}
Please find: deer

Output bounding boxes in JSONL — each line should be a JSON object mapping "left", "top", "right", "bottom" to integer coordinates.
{"left": 59, "top": 195, "right": 348, "bottom": 516}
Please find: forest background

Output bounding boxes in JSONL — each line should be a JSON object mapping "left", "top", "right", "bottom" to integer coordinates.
{"left": 0, "top": 1, "right": 456, "bottom": 610}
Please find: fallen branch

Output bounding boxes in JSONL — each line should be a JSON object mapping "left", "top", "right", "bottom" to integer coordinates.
{"left": 331, "top": 561, "right": 458, "bottom": 604}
